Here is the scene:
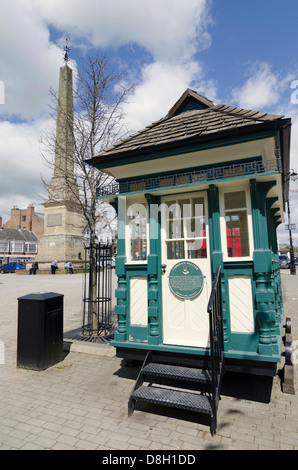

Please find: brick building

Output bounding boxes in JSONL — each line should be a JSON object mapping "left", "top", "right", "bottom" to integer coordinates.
{"left": 2, "top": 204, "right": 44, "bottom": 239}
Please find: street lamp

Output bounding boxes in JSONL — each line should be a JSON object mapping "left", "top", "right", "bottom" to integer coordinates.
{"left": 287, "top": 170, "right": 297, "bottom": 275}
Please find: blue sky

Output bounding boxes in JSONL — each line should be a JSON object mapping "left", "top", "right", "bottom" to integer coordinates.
{"left": 0, "top": 0, "right": 298, "bottom": 245}
{"left": 206, "top": 0, "right": 298, "bottom": 91}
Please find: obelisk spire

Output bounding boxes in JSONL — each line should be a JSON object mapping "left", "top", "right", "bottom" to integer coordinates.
{"left": 48, "top": 39, "right": 78, "bottom": 204}
{"left": 37, "top": 38, "right": 84, "bottom": 268}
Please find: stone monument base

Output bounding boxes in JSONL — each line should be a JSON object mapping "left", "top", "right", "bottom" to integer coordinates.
{"left": 37, "top": 233, "right": 86, "bottom": 271}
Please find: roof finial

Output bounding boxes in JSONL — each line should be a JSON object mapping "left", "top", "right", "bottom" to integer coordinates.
{"left": 63, "top": 38, "right": 70, "bottom": 65}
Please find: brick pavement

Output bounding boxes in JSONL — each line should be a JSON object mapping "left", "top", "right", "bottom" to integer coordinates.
{"left": 0, "top": 271, "right": 298, "bottom": 450}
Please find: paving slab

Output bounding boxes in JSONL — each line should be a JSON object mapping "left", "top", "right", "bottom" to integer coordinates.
{"left": 0, "top": 271, "right": 298, "bottom": 451}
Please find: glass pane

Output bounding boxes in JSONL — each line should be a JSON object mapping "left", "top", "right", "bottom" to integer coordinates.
{"left": 224, "top": 191, "right": 246, "bottom": 210}
{"left": 192, "top": 197, "right": 205, "bottom": 217}
{"left": 128, "top": 204, "right": 147, "bottom": 261}
{"left": 166, "top": 241, "right": 185, "bottom": 260}
{"left": 185, "top": 217, "right": 206, "bottom": 238}
{"left": 14, "top": 242, "right": 23, "bottom": 252}
{"left": 167, "top": 219, "right": 183, "bottom": 239}
{"left": 225, "top": 210, "right": 249, "bottom": 257}
{"left": 178, "top": 199, "right": 190, "bottom": 217}
{"left": 187, "top": 239, "right": 207, "bottom": 259}
{"left": 131, "top": 237, "right": 147, "bottom": 261}
{"left": 184, "top": 198, "right": 205, "bottom": 238}
{"left": 166, "top": 201, "right": 178, "bottom": 220}
{"left": 0, "top": 242, "right": 7, "bottom": 251}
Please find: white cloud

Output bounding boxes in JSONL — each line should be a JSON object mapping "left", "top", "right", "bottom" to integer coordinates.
{"left": 122, "top": 61, "right": 200, "bottom": 130}
{"left": 31, "top": 0, "right": 214, "bottom": 130}
{"left": 121, "top": 60, "right": 218, "bottom": 131}
{"left": 0, "top": 0, "right": 214, "bottom": 223}
{"left": 33, "top": 0, "right": 212, "bottom": 62}
{"left": 0, "top": 0, "right": 63, "bottom": 120}
{"left": 231, "top": 62, "right": 293, "bottom": 110}
{"left": 0, "top": 119, "right": 52, "bottom": 222}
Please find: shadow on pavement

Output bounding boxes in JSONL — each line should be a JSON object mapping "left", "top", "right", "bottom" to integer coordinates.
{"left": 221, "top": 372, "right": 273, "bottom": 403}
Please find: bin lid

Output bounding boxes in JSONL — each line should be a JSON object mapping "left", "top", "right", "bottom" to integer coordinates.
{"left": 18, "top": 292, "right": 64, "bottom": 301}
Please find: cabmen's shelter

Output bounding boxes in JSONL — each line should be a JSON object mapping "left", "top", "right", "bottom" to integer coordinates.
{"left": 88, "top": 89, "right": 291, "bottom": 433}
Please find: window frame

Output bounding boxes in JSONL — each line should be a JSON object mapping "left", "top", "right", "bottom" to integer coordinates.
{"left": 220, "top": 185, "right": 254, "bottom": 261}
{"left": 125, "top": 199, "right": 149, "bottom": 264}
{"left": 161, "top": 193, "right": 208, "bottom": 262}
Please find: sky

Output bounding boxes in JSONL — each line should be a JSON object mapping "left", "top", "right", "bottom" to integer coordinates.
{"left": 1, "top": 0, "right": 298, "bottom": 246}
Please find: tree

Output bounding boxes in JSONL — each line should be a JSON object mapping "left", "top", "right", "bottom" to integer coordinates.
{"left": 41, "top": 52, "right": 132, "bottom": 332}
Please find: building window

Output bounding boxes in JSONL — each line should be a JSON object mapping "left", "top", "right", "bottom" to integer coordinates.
{"left": 28, "top": 243, "right": 37, "bottom": 253}
{"left": 0, "top": 242, "right": 8, "bottom": 252}
{"left": 11, "top": 241, "right": 24, "bottom": 252}
{"left": 24, "top": 242, "right": 37, "bottom": 253}
{"left": 224, "top": 191, "right": 250, "bottom": 258}
{"left": 22, "top": 216, "right": 26, "bottom": 222}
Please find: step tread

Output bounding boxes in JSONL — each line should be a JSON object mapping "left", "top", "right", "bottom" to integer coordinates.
{"left": 142, "top": 362, "right": 212, "bottom": 383}
{"left": 131, "top": 385, "right": 213, "bottom": 415}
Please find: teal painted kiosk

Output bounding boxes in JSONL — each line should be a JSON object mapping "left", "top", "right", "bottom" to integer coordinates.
{"left": 89, "top": 89, "right": 292, "bottom": 434}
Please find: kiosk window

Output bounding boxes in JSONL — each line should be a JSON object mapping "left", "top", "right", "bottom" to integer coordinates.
{"left": 127, "top": 204, "right": 147, "bottom": 261}
{"left": 224, "top": 191, "right": 249, "bottom": 258}
{"left": 164, "top": 196, "right": 207, "bottom": 260}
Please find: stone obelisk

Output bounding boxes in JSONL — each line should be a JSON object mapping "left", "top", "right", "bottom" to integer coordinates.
{"left": 37, "top": 51, "right": 85, "bottom": 269}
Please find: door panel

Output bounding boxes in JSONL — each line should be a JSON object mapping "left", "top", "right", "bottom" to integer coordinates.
{"left": 161, "top": 192, "right": 211, "bottom": 348}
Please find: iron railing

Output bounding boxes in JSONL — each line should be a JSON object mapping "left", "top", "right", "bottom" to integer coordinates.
{"left": 207, "top": 265, "right": 224, "bottom": 435}
{"left": 97, "top": 157, "right": 281, "bottom": 197}
{"left": 82, "top": 243, "right": 115, "bottom": 338}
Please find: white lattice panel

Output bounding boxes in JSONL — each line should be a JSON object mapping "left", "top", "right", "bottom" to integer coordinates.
{"left": 228, "top": 275, "right": 254, "bottom": 333}
{"left": 130, "top": 277, "right": 148, "bottom": 326}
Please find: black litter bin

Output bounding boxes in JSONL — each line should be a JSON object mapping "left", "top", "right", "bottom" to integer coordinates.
{"left": 17, "top": 292, "right": 64, "bottom": 371}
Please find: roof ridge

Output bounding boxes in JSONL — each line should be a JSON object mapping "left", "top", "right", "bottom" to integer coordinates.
{"left": 167, "top": 88, "right": 214, "bottom": 117}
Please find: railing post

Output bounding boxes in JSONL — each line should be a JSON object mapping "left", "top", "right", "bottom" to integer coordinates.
{"left": 207, "top": 265, "right": 224, "bottom": 436}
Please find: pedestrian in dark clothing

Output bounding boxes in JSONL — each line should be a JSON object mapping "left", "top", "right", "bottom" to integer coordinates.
{"left": 51, "top": 260, "right": 58, "bottom": 274}
{"left": 29, "top": 261, "right": 38, "bottom": 275}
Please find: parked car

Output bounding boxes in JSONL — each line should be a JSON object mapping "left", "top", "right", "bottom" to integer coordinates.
{"left": 11, "top": 261, "right": 26, "bottom": 270}
{"left": 0, "top": 263, "right": 16, "bottom": 273}
{"left": 99, "top": 256, "right": 116, "bottom": 268}
{"left": 279, "top": 255, "right": 290, "bottom": 269}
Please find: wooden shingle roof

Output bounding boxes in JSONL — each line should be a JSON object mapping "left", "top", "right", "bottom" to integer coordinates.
{"left": 89, "top": 89, "right": 288, "bottom": 165}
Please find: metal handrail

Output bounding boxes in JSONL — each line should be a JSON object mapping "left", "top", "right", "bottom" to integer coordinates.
{"left": 207, "top": 265, "right": 224, "bottom": 435}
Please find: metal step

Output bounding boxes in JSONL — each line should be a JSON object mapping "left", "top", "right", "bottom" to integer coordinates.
{"left": 130, "top": 385, "right": 213, "bottom": 415}
{"left": 142, "top": 362, "right": 212, "bottom": 384}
